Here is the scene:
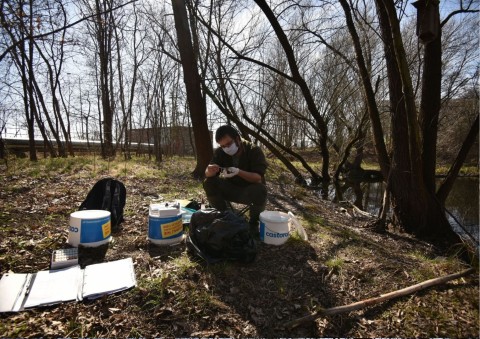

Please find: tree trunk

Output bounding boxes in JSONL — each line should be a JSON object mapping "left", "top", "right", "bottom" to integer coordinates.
{"left": 31, "top": 78, "right": 62, "bottom": 157}
{"left": 171, "top": 0, "right": 212, "bottom": 179}
{"left": 113, "top": 15, "right": 128, "bottom": 158}
{"left": 31, "top": 97, "right": 57, "bottom": 157}
{"left": 31, "top": 22, "right": 69, "bottom": 157}
{"left": 95, "top": 0, "right": 114, "bottom": 158}
{"left": 339, "top": 0, "right": 390, "bottom": 177}
{"left": 419, "top": 20, "right": 442, "bottom": 194}
{"left": 375, "top": 0, "right": 456, "bottom": 239}
{"left": 27, "top": 0, "right": 37, "bottom": 161}
{"left": 374, "top": 1, "right": 423, "bottom": 233}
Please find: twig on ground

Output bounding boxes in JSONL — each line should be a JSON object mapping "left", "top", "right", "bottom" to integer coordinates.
{"left": 283, "top": 267, "right": 474, "bottom": 330}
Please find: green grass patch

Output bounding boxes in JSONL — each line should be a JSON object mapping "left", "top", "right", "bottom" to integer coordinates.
{"left": 410, "top": 266, "right": 437, "bottom": 281}
{"left": 5, "top": 156, "right": 96, "bottom": 178}
{"left": 337, "top": 227, "right": 362, "bottom": 241}
{"left": 136, "top": 274, "right": 172, "bottom": 310}
{"left": 290, "top": 185, "right": 308, "bottom": 200}
{"left": 436, "top": 165, "right": 478, "bottom": 176}
{"left": 325, "top": 256, "right": 344, "bottom": 272}
{"left": 408, "top": 249, "right": 469, "bottom": 280}
{"left": 0, "top": 321, "right": 29, "bottom": 337}
{"left": 183, "top": 288, "right": 216, "bottom": 316}
{"left": 361, "top": 162, "right": 381, "bottom": 171}
{"left": 265, "top": 159, "right": 298, "bottom": 182}
{"left": 127, "top": 327, "right": 145, "bottom": 338}
{"left": 44, "top": 157, "right": 78, "bottom": 173}
{"left": 287, "top": 231, "right": 310, "bottom": 246}
{"left": 12, "top": 155, "right": 175, "bottom": 179}
{"left": 170, "top": 253, "right": 198, "bottom": 276}
{"left": 301, "top": 213, "right": 326, "bottom": 232}
{"left": 408, "top": 250, "right": 435, "bottom": 262}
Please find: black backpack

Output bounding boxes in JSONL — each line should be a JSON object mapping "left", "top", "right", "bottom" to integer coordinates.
{"left": 186, "top": 209, "right": 257, "bottom": 264}
{"left": 79, "top": 178, "right": 126, "bottom": 230}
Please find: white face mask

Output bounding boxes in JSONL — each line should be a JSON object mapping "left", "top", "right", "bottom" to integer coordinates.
{"left": 222, "top": 142, "right": 238, "bottom": 156}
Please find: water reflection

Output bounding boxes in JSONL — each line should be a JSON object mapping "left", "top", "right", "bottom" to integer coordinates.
{"left": 324, "top": 177, "right": 479, "bottom": 240}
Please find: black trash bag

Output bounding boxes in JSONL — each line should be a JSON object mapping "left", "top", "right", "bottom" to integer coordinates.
{"left": 186, "top": 209, "right": 256, "bottom": 264}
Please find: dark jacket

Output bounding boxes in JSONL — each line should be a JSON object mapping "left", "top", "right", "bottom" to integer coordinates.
{"left": 211, "top": 139, "right": 267, "bottom": 186}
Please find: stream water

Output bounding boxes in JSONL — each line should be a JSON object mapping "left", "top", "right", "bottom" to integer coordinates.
{"left": 323, "top": 177, "right": 479, "bottom": 243}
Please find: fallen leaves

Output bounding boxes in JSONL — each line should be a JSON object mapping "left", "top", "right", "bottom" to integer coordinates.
{"left": 0, "top": 159, "right": 478, "bottom": 338}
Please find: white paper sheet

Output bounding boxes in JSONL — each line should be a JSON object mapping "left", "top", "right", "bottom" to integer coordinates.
{"left": 0, "top": 273, "right": 32, "bottom": 312}
{"left": 23, "top": 265, "right": 82, "bottom": 308}
{"left": 81, "top": 258, "right": 136, "bottom": 299}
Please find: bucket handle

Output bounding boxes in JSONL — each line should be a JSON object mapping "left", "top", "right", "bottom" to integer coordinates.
{"left": 288, "top": 212, "right": 308, "bottom": 241}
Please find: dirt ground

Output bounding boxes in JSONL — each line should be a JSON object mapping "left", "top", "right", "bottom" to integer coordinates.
{"left": 0, "top": 157, "right": 478, "bottom": 337}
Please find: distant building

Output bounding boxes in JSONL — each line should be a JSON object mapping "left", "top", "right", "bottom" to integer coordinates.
{"left": 128, "top": 126, "right": 212, "bottom": 156}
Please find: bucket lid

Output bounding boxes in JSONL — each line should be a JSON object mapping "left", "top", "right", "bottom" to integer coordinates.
{"left": 71, "top": 210, "right": 111, "bottom": 219}
{"left": 260, "top": 211, "right": 290, "bottom": 223}
{"left": 150, "top": 202, "right": 180, "bottom": 215}
{"left": 150, "top": 202, "right": 180, "bottom": 210}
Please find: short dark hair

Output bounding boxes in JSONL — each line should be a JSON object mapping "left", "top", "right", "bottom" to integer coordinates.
{"left": 215, "top": 125, "right": 239, "bottom": 142}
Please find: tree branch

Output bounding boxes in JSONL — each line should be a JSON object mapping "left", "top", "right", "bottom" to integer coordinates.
{"left": 284, "top": 267, "right": 474, "bottom": 329}
{"left": 441, "top": 9, "right": 479, "bottom": 28}
{"left": 193, "top": 12, "right": 295, "bottom": 82}
{"left": 0, "top": 0, "right": 139, "bottom": 63}
{"left": 436, "top": 114, "right": 479, "bottom": 204}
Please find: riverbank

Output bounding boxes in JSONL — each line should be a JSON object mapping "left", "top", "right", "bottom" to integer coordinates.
{"left": 0, "top": 156, "right": 478, "bottom": 337}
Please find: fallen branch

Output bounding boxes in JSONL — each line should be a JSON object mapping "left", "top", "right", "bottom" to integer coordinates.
{"left": 349, "top": 202, "right": 375, "bottom": 218}
{"left": 284, "top": 267, "right": 474, "bottom": 329}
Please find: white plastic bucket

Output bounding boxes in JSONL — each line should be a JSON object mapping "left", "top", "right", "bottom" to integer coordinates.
{"left": 148, "top": 203, "right": 184, "bottom": 245}
{"left": 259, "top": 211, "right": 291, "bottom": 245}
{"left": 68, "top": 210, "right": 112, "bottom": 247}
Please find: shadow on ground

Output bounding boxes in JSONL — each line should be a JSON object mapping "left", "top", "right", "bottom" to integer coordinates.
{"left": 189, "top": 239, "right": 335, "bottom": 337}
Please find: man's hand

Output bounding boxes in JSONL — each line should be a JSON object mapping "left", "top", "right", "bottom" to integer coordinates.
{"left": 205, "top": 164, "right": 220, "bottom": 177}
{"left": 223, "top": 167, "right": 239, "bottom": 178}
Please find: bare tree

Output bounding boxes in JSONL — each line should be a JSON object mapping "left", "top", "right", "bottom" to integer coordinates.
{"left": 338, "top": 0, "right": 478, "bottom": 240}
{"left": 79, "top": 0, "right": 117, "bottom": 158}
{"left": 1, "top": 0, "right": 47, "bottom": 160}
{"left": 112, "top": 2, "right": 149, "bottom": 159}
{"left": 171, "top": 0, "right": 212, "bottom": 178}
{"left": 32, "top": 1, "right": 74, "bottom": 157}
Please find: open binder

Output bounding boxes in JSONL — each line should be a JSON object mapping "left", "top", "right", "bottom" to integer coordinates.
{"left": 0, "top": 258, "right": 136, "bottom": 313}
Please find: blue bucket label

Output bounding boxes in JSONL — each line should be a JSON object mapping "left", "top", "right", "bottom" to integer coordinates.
{"left": 266, "top": 230, "right": 289, "bottom": 238}
{"left": 149, "top": 215, "right": 183, "bottom": 240}
{"left": 260, "top": 222, "right": 265, "bottom": 241}
{"left": 80, "top": 216, "right": 111, "bottom": 243}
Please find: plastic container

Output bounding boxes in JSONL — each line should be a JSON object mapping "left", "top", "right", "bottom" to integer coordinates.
{"left": 68, "top": 210, "right": 112, "bottom": 247}
{"left": 148, "top": 203, "right": 183, "bottom": 245}
{"left": 259, "top": 211, "right": 291, "bottom": 245}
